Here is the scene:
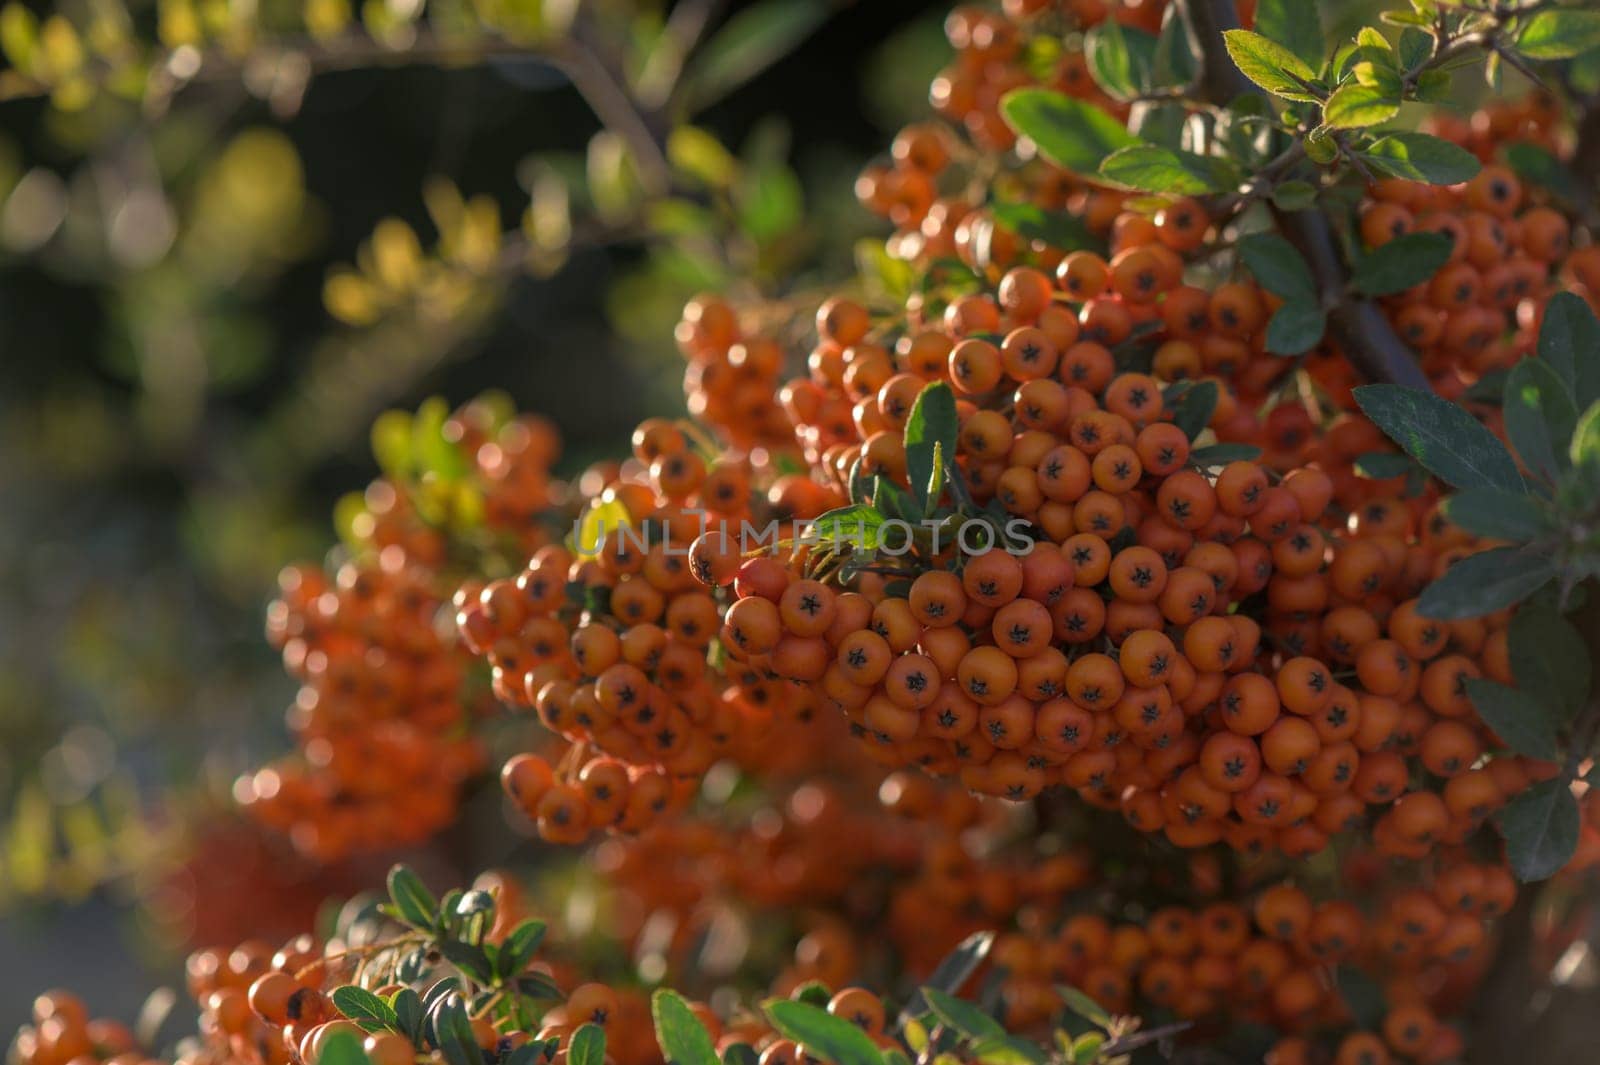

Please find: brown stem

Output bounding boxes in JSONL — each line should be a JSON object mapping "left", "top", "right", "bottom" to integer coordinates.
{"left": 1183, "top": 0, "right": 1431, "bottom": 388}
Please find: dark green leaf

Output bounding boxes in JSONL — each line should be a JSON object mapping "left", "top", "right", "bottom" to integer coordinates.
{"left": 386, "top": 865, "right": 437, "bottom": 930}
{"left": 332, "top": 986, "right": 399, "bottom": 1033}
{"left": 1441, "top": 488, "right": 1545, "bottom": 543}
{"left": 922, "top": 988, "right": 1005, "bottom": 1040}
{"left": 1322, "top": 82, "right": 1400, "bottom": 128}
{"left": 1503, "top": 357, "right": 1578, "bottom": 484}
{"left": 1464, "top": 369, "right": 1511, "bottom": 405}
{"left": 1085, "top": 20, "right": 1157, "bottom": 101}
{"left": 1509, "top": 606, "right": 1591, "bottom": 720}
{"left": 1575, "top": 399, "right": 1600, "bottom": 477}
{"left": 1353, "top": 384, "right": 1523, "bottom": 492}
{"left": 1397, "top": 26, "right": 1432, "bottom": 70}
{"left": 1499, "top": 777, "right": 1580, "bottom": 882}
{"left": 790, "top": 983, "right": 832, "bottom": 1009}
{"left": 682, "top": 2, "right": 828, "bottom": 110}
{"left": 1264, "top": 301, "right": 1327, "bottom": 356}
{"left": 764, "top": 1001, "right": 882, "bottom": 1065}
{"left": 1417, "top": 548, "right": 1555, "bottom": 620}
{"left": 1221, "top": 29, "right": 1320, "bottom": 100}
{"left": 1335, "top": 966, "right": 1386, "bottom": 1029}
{"left": 811, "top": 504, "right": 886, "bottom": 550}
{"left": 1152, "top": 4, "right": 1197, "bottom": 87}
{"left": 1540, "top": 291, "right": 1600, "bottom": 409}
{"left": 722, "top": 1045, "right": 759, "bottom": 1065}
{"left": 653, "top": 990, "right": 719, "bottom": 1065}
{"left": 570, "top": 1026, "right": 606, "bottom": 1065}
{"left": 1505, "top": 143, "right": 1583, "bottom": 205}
{"left": 1255, "top": 0, "right": 1324, "bottom": 70}
{"left": 318, "top": 1030, "right": 371, "bottom": 1065}
{"left": 898, "top": 931, "right": 993, "bottom": 1029}
{"left": 1354, "top": 452, "right": 1414, "bottom": 479}
{"left": 1238, "top": 232, "right": 1316, "bottom": 304}
{"left": 1516, "top": 9, "right": 1600, "bottom": 60}
{"left": 1098, "top": 144, "right": 1237, "bottom": 195}
{"left": 1350, "top": 232, "right": 1453, "bottom": 295}
{"left": 496, "top": 919, "right": 547, "bottom": 982}
{"left": 1169, "top": 380, "right": 1219, "bottom": 441}
{"left": 392, "top": 988, "right": 424, "bottom": 1045}
{"left": 1270, "top": 180, "right": 1317, "bottom": 211}
{"left": 1463, "top": 679, "right": 1560, "bottom": 760}
{"left": 999, "top": 89, "right": 1141, "bottom": 175}
{"left": 1190, "top": 443, "right": 1263, "bottom": 466}
{"left": 1359, "top": 133, "right": 1481, "bottom": 185}
{"left": 905, "top": 382, "right": 959, "bottom": 458}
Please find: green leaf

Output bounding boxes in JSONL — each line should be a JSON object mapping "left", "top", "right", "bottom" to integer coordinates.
{"left": 1168, "top": 380, "right": 1219, "bottom": 441}
{"left": 1539, "top": 291, "right": 1600, "bottom": 409}
{"left": 1463, "top": 679, "right": 1560, "bottom": 761}
{"left": 898, "top": 931, "right": 993, "bottom": 1029}
{"left": 1499, "top": 778, "right": 1580, "bottom": 882}
{"left": 1503, "top": 357, "right": 1578, "bottom": 484}
{"left": 999, "top": 89, "right": 1141, "bottom": 175}
{"left": 1505, "top": 142, "right": 1583, "bottom": 205}
{"left": 1255, "top": 0, "right": 1324, "bottom": 70}
{"left": 1238, "top": 232, "right": 1316, "bottom": 304}
{"left": 1085, "top": 20, "right": 1157, "bottom": 101}
{"left": 1264, "top": 301, "right": 1327, "bottom": 356}
{"left": 737, "top": 162, "right": 803, "bottom": 243}
{"left": 570, "top": 1026, "right": 606, "bottom": 1065}
{"left": 1335, "top": 966, "right": 1386, "bottom": 1029}
{"left": 905, "top": 381, "right": 959, "bottom": 458}
{"left": 1222, "top": 29, "right": 1320, "bottom": 100}
{"left": 1516, "top": 9, "right": 1600, "bottom": 60}
{"left": 1055, "top": 986, "right": 1111, "bottom": 1028}
{"left": 1509, "top": 606, "right": 1591, "bottom": 721}
{"left": 653, "top": 990, "right": 719, "bottom": 1065}
{"left": 318, "top": 1030, "right": 372, "bottom": 1065}
{"left": 681, "top": 1, "right": 828, "bottom": 110}
{"left": 496, "top": 919, "right": 547, "bottom": 982}
{"left": 1271, "top": 180, "right": 1317, "bottom": 211}
{"left": 989, "top": 202, "right": 1102, "bottom": 254}
{"left": 440, "top": 942, "right": 494, "bottom": 986}
{"left": 1322, "top": 82, "right": 1400, "bottom": 128}
{"left": 722, "top": 1045, "right": 759, "bottom": 1065}
{"left": 1397, "top": 26, "right": 1432, "bottom": 70}
{"left": 1190, "top": 443, "right": 1264, "bottom": 466}
{"left": 1152, "top": 4, "right": 1197, "bottom": 87}
{"left": 1441, "top": 488, "right": 1546, "bottom": 543}
{"left": 970, "top": 1036, "right": 1047, "bottom": 1065}
{"left": 811, "top": 504, "right": 886, "bottom": 550}
{"left": 922, "top": 988, "right": 1005, "bottom": 1040}
{"left": 1416, "top": 548, "right": 1555, "bottom": 620}
{"left": 1353, "top": 384, "right": 1523, "bottom": 492}
{"left": 1354, "top": 452, "right": 1414, "bottom": 479}
{"left": 764, "top": 1001, "right": 882, "bottom": 1065}
{"left": 1359, "top": 133, "right": 1481, "bottom": 185}
{"left": 332, "top": 986, "right": 399, "bottom": 1033}
{"left": 392, "top": 988, "right": 424, "bottom": 1044}
{"left": 1575, "top": 400, "right": 1600, "bottom": 478}
{"left": 1351, "top": 232, "right": 1452, "bottom": 295}
{"left": 386, "top": 865, "right": 438, "bottom": 930}
{"left": 1098, "top": 144, "right": 1237, "bottom": 195}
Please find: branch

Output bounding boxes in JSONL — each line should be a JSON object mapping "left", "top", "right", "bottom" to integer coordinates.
{"left": 1183, "top": 0, "right": 1431, "bottom": 389}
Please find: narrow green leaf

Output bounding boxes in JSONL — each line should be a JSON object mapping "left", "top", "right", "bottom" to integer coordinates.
{"left": 1238, "top": 232, "right": 1316, "bottom": 304}
{"left": 1221, "top": 29, "right": 1321, "bottom": 100}
{"left": 1441, "top": 488, "right": 1545, "bottom": 543}
{"left": 898, "top": 931, "right": 993, "bottom": 1029}
{"left": 1098, "top": 144, "right": 1236, "bottom": 194}
{"left": 386, "top": 865, "right": 438, "bottom": 930}
{"left": 999, "top": 89, "right": 1141, "bottom": 174}
{"left": 681, "top": 2, "right": 828, "bottom": 109}
{"left": 1416, "top": 548, "right": 1554, "bottom": 620}
{"left": 1540, "top": 291, "right": 1600, "bottom": 408}
{"left": 1498, "top": 778, "right": 1580, "bottom": 882}
{"left": 905, "top": 381, "right": 959, "bottom": 457}
{"left": 764, "top": 1001, "right": 882, "bottom": 1065}
{"left": 1190, "top": 443, "right": 1264, "bottom": 466}
{"left": 332, "top": 986, "right": 399, "bottom": 1033}
{"left": 1169, "top": 380, "right": 1219, "bottom": 441}
{"left": 1055, "top": 986, "right": 1111, "bottom": 1028}
{"left": 496, "top": 919, "right": 547, "bottom": 982}
{"left": 570, "top": 1026, "right": 606, "bottom": 1065}
{"left": 1351, "top": 232, "right": 1452, "bottom": 295}
{"left": 1574, "top": 399, "right": 1600, "bottom": 476}
{"left": 1503, "top": 357, "right": 1578, "bottom": 484}
{"left": 1085, "top": 19, "right": 1157, "bottom": 100}
{"left": 1359, "top": 132, "right": 1481, "bottom": 185}
{"left": 922, "top": 988, "right": 1005, "bottom": 1040}
{"left": 1516, "top": 9, "right": 1600, "bottom": 60}
{"left": 653, "top": 990, "right": 719, "bottom": 1065}
{"left": 1353, "top": 384, "right": 1523, "bottom": 492}
{"left": 392, "top": 988, "right": 424, "bottom": 1044}
{"left": 1322, "top": 82, "right": 1400, "bottom": 128}
{"left": 989, "top": 202, "right": 1102, "bottom": 254}
{"left": 1509, "top": 606, "right": 1591, "bottom": 720}
{"left": 1264, "top": 301, "right": 1326, "bottom": 355}
{"left": 1255, "top": 0, "right": 1324, "bottom": 70}
{"left": 1464, "top": 679, "right": 1560, "bottom": 760}
{"left": 1152, "top": 4, "right": 1197, "bottom": 87}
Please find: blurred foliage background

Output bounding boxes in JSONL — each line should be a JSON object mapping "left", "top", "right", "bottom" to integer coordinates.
{"left": 0, "top": 0, "right": 952, "bottom": 1031}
